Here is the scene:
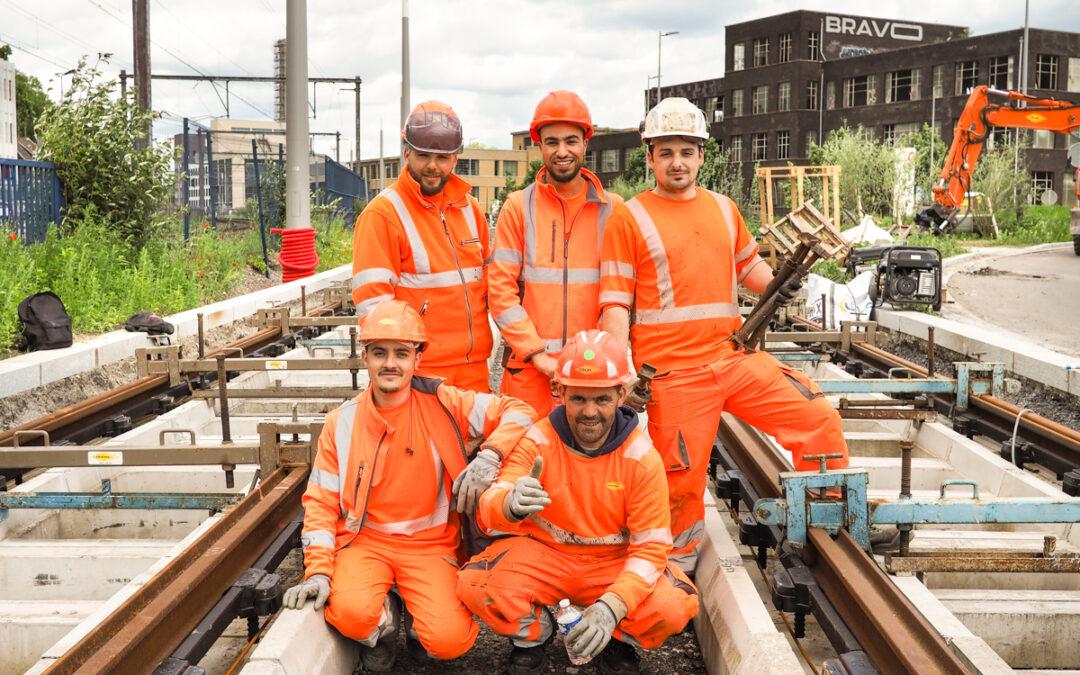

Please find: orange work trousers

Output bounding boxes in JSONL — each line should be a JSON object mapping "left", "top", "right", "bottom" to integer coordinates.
{"left": 647, "top": 346, "right": 848, "bottom": 572}
{"left": 457, "top": 537, "right": 698, "bottom": 649}
{"left": 419, "top": 361, "right": 490, "bottom": 393}
{"left": 324, "top": 536, "right": 478, "bottom": 660}
{"left": 500, "top": 364, "right": 557, "bottom": 417}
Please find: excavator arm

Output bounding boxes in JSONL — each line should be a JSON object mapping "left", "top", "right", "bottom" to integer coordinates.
{"left": 915, "top": 85, "right": 1080, "bottom": 233}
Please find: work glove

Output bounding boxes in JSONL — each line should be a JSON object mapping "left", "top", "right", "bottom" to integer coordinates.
{"left": 776, "top": 276, "right": 803, "bottom": 307}
{"left": 623, "top": 380, "right": 651, "bottom": 413}
{"left": 565, "top": 600, "right": 619, "bottom": 660}
{"left": 506, "top": 457, "right": 550, "bottom": 520}
{"left": 452, "top": 448, "right": 502, "bottom": 514}
{"left": 282, "top": 573, "right": 330, "bottom": 611}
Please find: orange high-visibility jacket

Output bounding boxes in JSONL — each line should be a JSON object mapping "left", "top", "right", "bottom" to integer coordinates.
{"left": 477, "top": 410, "right": 672, "bottom": 614}
{"left": 599, "top": 189, "right": 764, "bottom": 373}
{"left": 488, "top": 168, "right": 621, "bottom": 367}
{"left": 351, "top": 170, "right": 492, "bottom": 369}
{"left": 301, "top": 376, "right": 535, "bottom": 579}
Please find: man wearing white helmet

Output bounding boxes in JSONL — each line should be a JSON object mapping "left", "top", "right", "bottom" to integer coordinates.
{"left": 598, "top": 97, "right": 849, "bottom": 573}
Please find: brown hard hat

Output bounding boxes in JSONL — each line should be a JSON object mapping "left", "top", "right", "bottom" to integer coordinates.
{"left": 402, "top": 100, "right": 464, "bottom": 154}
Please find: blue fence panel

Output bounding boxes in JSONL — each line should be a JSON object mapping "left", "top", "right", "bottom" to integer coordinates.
{"left": 320, "top": 157, "right": 367, "bottom": 226}
{"left": 0, "top": 158, "right": 63, "bottom": 243}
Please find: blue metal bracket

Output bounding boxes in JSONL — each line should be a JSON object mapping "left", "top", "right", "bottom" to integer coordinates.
{"left": 0, "top": 492, "right": 242, "bottom": 521}
{"left": 812, "top": 361, "right": 1019, "bottom": 410}
{"left": 755, "top": 467, "right": 1080, "bottom": 550}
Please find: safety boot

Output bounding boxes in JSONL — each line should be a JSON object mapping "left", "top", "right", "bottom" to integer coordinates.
{"left": 597, "top": 639, "right": 640, "bottom": 675}
{"left": 357, "top": 593, "right": 402, "bottom": 672}
{"left": 506, "top": 641, "right": 547, "bottom": 675}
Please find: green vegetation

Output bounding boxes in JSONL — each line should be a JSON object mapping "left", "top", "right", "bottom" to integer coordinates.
{"left": 810, "top": 125, "right": 897, "bottom": 217}
{"left": 993, "top": 205, "right": 1072, "bottom": 245}
{"left": 901, "top": 231, "right": 969, "bottom": 259}
{"left": 495, "top": 160, "right": 543, "bottom": 203}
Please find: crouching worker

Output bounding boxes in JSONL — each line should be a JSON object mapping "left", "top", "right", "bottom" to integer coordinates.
{"left": 282, "top": 300, "right": 536, "bottom": 671}
{"left": 458, "top": 330, "right": 699, "bottom": 674}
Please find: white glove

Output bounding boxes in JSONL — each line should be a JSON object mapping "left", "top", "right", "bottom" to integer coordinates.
{"left": 566, "top": 600, "right": 619, "bottom": 659}
{"left": 507, "top": 457, "right": 550, "bottom": 520}
{"left": 452, "top": 448, "right": 501, "bottom": 514}
{"left": 282, "top": 573, "right": 330, "bottom": 610}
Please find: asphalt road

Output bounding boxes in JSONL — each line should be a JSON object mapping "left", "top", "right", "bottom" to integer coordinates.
{"left": 945, "top": 245, "right": 1080, "bottom": 358}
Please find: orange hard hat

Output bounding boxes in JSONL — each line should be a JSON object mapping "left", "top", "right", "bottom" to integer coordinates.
{"left": 556, "top": 330, "right": 631, "bottom": 388}
{"left": 402, "top": 100, "right": 464, "bottom": 154}
{"left": 529, "top": 91, "right": 594, "bottom": 143}
{"left": 359, "top": 300, "right": 427, "bottom": 349}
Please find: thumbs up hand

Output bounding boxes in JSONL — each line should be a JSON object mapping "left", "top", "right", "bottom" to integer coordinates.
{"left": 507, "top": 456, "right": 550, "bottom": 520}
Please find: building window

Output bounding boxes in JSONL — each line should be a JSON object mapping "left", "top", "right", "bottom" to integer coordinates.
{"left": 752, "top": 85, "right": 769, "bottom": 114}
{"left": 585, "top": 151, "right": 596, "bottom": 171}
{"left": 471, "top": 186, "right": 480, "bottom": 198}
{"left": 1036, "top": 54, "right": 1058, "bottom": 89}
{"left": 1031, "top": 171, "right": 1054, "bottom": 202}
{"left": 455, "top": 158, "right": 479, "bottom": 175}
{"left": 932, "top": 65, "right": 945, "bottom": 98}
{"left": 989, "top": 56, "right": 1014, "bottom": 90}
{"left": 882, "top": 122, "right": 918, "bottom": 146}
{"left": 779, "top": 33, "right": 792, "bottom": 63}
{"left": 733, "top": 43, "right": 745, "bottom": 71}
{"left": 826, "top": 81, "right": 836, "bottom": 110}
{"left": 386, "top": 161, "right": 400, "bottom": 179}
{"left": 706, "top": 96, "right": 723, "bottom": 122}
{"left": 1070, "top": 57, "right": 1080, "bottom": 93}
{"left": 751, "top": 133, "right": 768, "bottom": 161}
{"left": 843, "top": 75, "right": 875, "bottom": 107}
{"left": 777, "top": 82, "right": 791, "bottom": 112}
{"left": 601, "top": 149, "right": 619, "bottom": 173}
{"left": 955, "top": 60, "right": 978, "bottom": 95}
{"left": 805, "top": 131, "right": 817, "bottom": 156}
{"left": 1032, "top": 129, "right": 1054, "bottom": 149}
{"left": 807, "top": 80, "right": 819, "bottom": 110}
{"left": 886, "top": 69, "right": 919, "bottom": 103}
{"left": 731, "top": 89, "right": 744, "bottom": 117}
{"left": 807, "top": 31, "right": 819, "bottom": 60}
{"left": 777, "top": 130, "right": 791, "bottom": 160}
{"left": 730, "top": 136, "right": 743, "bottom": 162}
{"left": 502, "top": 160, "right": 518, "bottom": 176}
{"left": 753, "top": 38, "right": 769, "bottom": 67}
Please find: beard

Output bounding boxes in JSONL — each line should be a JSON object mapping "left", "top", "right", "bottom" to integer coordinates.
{"left": 547, "top": 160, "right": 582, "bottom": 183}
{"left": 409, "top": 166, "right": 450, "bottom": 196}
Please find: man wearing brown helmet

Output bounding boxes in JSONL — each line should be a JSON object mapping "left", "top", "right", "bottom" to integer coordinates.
{"left": 351, "top": 101, "right": 493, "bottom": 392}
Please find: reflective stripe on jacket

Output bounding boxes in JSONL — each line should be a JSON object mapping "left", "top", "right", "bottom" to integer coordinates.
{"left": 300, "top": 375, "right": 536, "bottom": 579}
{"left": 351, "top": 170, "right": 492, "bottom": 368}
{"left": 599, "top": 188, "right": 763, "bottom": 372}
{"left": 488, "top": 168, "right": 621, "bottom": 367}
{"left": 477, "top": 418, "right": 671, "bottom": 614}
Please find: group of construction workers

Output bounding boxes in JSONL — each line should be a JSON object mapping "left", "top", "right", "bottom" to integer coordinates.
{"left": 283, "top": 92, "right": 850, "bottom": 674}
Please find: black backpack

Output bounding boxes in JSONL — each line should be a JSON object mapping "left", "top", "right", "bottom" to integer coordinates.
{"left": 124, "top": 311, "right": 175, "bottom": 336}
{"left": 14, "top": 292, "right": 73, "bottom": 351}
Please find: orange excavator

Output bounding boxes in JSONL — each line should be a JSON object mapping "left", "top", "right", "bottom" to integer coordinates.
{"left": 915, "top": 85, "right": 1080, "bottom": 253}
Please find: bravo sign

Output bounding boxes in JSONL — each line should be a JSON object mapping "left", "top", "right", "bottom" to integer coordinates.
{"left": 824, "top": 15, "right": 924, "bottom": 42}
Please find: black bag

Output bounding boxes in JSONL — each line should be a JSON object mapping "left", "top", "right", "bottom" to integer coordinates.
{"left": 14, "top": 292, "right": 73, "bottom": 351}
{"left": 124, "top": 311, "right": 175, "bottom": 336}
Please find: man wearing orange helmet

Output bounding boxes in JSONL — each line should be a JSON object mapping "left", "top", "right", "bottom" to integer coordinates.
{"left": 458, "top": 330, "right": 698, "bottom": 675}
{"left": 488, "top": 91, "right": 622, "bottom": 415}
{"left": 351, "top": 101, "right": 492, "bottom": 392}
{"left": 283, "top": 300, "right": 535, "bottom": 670}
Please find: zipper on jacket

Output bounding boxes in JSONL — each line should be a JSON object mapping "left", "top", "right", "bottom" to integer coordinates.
{"left": 440, "top": 210, "right": 475, "bottom": 362}
{"left": 550, "top": 219, "right": 556, "bottom": 263}
{"left": 338, "top": 430, "right": 386, "bottom": 549}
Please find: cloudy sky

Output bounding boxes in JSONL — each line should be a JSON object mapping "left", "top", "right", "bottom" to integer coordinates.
{"left": 3, "top": 0, "right": 1078, "bottom": 161}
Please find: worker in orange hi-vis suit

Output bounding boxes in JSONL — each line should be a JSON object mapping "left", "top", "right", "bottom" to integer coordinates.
{"left": 458, "top": 330, "right": 698, "bottom": 675}
{"left": 351, "top": 100, "right": 492, "bottom": 392}
{"left": 488, "top": 91, "right": 622, "bottom": 416}
{"left": 599, "top": 98, "right": 849, "bottom": 574}
{"left": 281, "top": 300, "right": 536, "bottom": 672}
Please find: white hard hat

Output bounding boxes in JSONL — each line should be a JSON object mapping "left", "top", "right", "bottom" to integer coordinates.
{"left": 642, "top": 97, "right": 709, "bottom": 143}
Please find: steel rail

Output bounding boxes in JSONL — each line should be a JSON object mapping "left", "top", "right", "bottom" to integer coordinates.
{"left": 42, "top": 466, "right": 308, "bottom": 674}
{"left": 717, "top": 414, "right": 972, "bottom": 674}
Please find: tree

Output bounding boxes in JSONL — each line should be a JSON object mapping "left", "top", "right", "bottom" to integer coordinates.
{"left": 15, "top": 72, "right": 53, "bottom": 140}
{"left": 970, "top": 131, "right": 1031, "bottom": 228}
{"left": 697, "top": 138, "right": 751, "bottom": 216}
{"left": 899, "top": 123, "right": 946, "bottom": 200}
{"left": 494, "top": 159, "right": 543, "bottom": 203}
{"left": 0, "top": 44, "right": 11, "bottom": 60}
{"left": 811, "top": 125, "right": 897, "bottom": 217}
{"left": 35, "top": 58, "right": 175, "bottom": 247}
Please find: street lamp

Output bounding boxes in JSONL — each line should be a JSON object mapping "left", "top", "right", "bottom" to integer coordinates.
{"left": 55, "top": 68, "right": 76, "bottom": 98}
{"left": 656, "top": 30, "right": 679, "bottom": 107}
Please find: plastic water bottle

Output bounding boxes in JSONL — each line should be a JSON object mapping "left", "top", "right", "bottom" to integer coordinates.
{"left": 555, "top": 598, "right": 592, "bottom": 665}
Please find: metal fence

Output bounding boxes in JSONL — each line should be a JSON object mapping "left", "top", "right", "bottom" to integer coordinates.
{"left": 0, "top": 158, "right": 63, "bottom": 243}
{"left": 317, "top": 156, "right": 367, "bottom": 226}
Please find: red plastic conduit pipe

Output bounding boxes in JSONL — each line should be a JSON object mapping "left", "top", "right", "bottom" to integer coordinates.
{"left": 272, "top": 227, "right": 320, "bottom": 282}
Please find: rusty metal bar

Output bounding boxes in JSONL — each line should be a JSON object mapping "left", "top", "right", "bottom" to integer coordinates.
{"left": 885, "top": 551, "right": 1080, "bottom": 574}
{"left": 43, "top": 467, "right": 308, "bottom": 674}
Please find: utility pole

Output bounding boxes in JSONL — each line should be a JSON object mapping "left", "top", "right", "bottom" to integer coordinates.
{"left": 285, "top": 0, "right": 310, "bottom": 230}
{"left": 354, "top": 78, "right": 361, "bottom": 168}
{"left": 379, "top": 120, "right": 385, "bottom": 193}
{"left": 400, "top": 0, "right": 410, "bottom": 156}
{"left": 132, "top": 0, "right": 151, "bottom": 147}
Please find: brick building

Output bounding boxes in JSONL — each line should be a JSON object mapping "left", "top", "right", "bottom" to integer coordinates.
{"left": 595, "top": 11, "right": 1080, "bottom": 206}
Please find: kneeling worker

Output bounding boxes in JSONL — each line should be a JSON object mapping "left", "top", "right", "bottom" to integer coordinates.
{"left": 458, "top": 330, "right": 699, "bottom": 674}
{"left": 282, "top": 300, "right": 535, "bottom": 670}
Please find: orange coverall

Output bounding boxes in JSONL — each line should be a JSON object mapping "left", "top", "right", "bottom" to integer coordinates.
{"left": 301, "top": 375, "right": 534, "bottom": 657}
{"left": 351, "top": 169, "right": 492, "bottom": 391}
{"left": 488, "top": 167, "right": 621, "bottom": 415}
{"left": 599, "top": 188, "right": 848, "bottom": 571}
{"left": 458, "top": 408, "right": 698, "bottom": 648}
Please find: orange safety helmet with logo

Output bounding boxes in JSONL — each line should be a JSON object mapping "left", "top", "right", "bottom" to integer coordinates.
{"left": 555, "top": 329, "right": 632, "bottom": 388}
{"left": 529, "top": 90, "right": 594, "bottom": 142}
{"left": 358, "top": 299, "right": 427, "bottom": 348}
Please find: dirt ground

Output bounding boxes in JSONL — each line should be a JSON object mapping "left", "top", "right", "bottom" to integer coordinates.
{"left": 945, "top": 245, "right": 1080, "bottom": 358}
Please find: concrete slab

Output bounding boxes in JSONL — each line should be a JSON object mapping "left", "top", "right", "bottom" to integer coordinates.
{"left": 0, "top": 540, "right": 176, "bottom": 600}
{"left": 843, "top": 430, "right": 904, "bottom": 457}
{"left": 847, "top": 456, "right": 956, "bottom": 491}
{"left": 0, "top": 600, "right": 99, "bottom": 674}
{"left": 242, "top": 603, "right": 358, "bottom": 675}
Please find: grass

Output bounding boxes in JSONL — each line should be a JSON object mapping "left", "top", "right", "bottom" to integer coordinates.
{"left": 899, "top": 231, "right": 970, "bottom": 259}
{"left": 990, "top": 205, "right": 1072, "bottom": 246}
{"left": 0, "top": 212, "right": 353, "bottom": 351}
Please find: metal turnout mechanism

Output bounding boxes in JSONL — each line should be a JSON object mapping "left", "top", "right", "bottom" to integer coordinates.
{"left": 753, "top": 455, "right": 1080, "bottom": 551}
